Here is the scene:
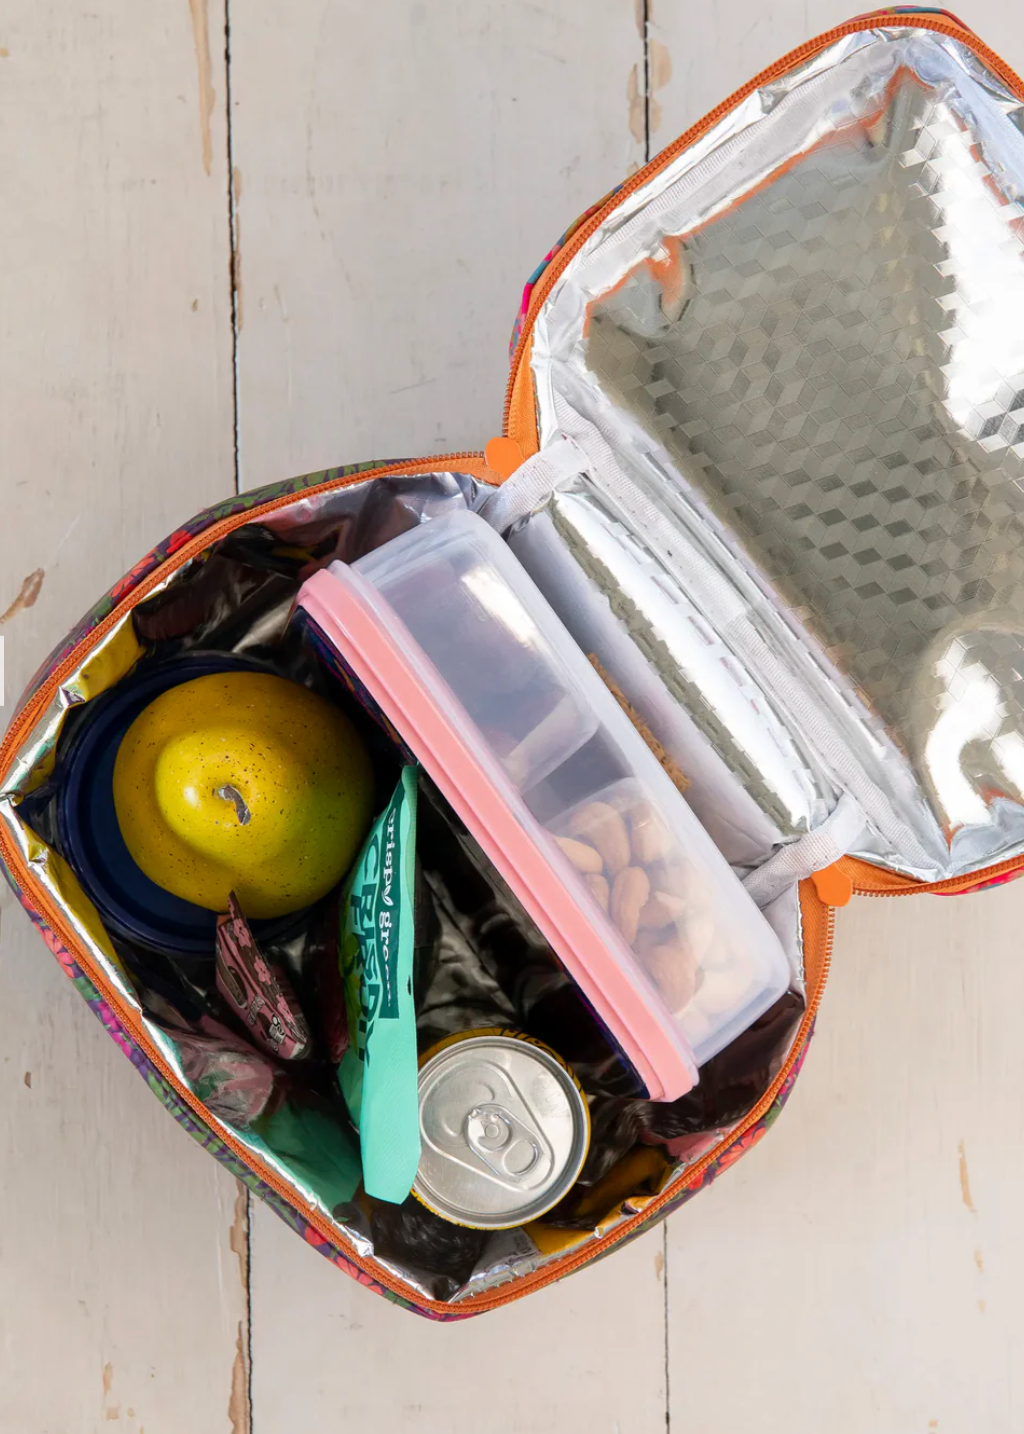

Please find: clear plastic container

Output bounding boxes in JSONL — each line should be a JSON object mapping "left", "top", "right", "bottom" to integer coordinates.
{"left": 544, "top": 777, "right": 784, "bottom": 1065}
{"left": 354, "top": 516, "right": 598, "bottom": 793}
{"left": 298, "top": 510, "right": 790, "bottom": 1098}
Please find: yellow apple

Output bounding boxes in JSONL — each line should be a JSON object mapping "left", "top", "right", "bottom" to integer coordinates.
{"left": 113, "top": 671, "right": 374, "bottom": 918}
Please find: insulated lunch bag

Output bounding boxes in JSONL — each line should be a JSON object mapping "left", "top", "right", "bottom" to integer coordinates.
{"left": 4, "top": 9, "right": 1024, "bottom": 1318}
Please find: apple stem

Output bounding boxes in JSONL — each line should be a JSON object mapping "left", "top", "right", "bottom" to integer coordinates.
{"left": 215, "top": 784, "right": 251, "bottom": 825}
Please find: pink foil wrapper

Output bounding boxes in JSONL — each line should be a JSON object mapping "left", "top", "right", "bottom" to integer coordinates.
{"left": 216, "top": 894, "right": 313, "bottom": 1061}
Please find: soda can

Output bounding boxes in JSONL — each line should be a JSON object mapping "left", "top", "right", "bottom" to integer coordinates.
{"left": 412, "top": 1028, "right": 590, "bottom": 1229}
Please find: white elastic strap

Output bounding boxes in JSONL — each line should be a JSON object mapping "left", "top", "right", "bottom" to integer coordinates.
{"left": 743, "top": 792, "right": 866, "bottom": 908}
{"left": 481, "top": 434, "right": 589, "bottom": 534}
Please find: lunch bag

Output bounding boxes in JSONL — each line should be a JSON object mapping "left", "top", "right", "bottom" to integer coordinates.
{"left": 5, "top": 7, "right": 1024, "bottom": 1319}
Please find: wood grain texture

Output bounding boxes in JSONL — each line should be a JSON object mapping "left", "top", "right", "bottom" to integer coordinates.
{"left": 0, "top": 920, "right": 250, "bottom": 1434}
{"left": 250, "top": 1198, "right": 668, "bottom": 1433}
{"left": 236, "top": 8, "right": 672, "bottom": 1423}
{"left": 0, "top": 0, "right": 237, "bottom": 653}
{"left": 650, "top": 14, "right": 1024, "bottom": 1429}
{"left": 668, "top": 883, "right": 1024, "bottom": 1433}
{"left": 0, "top": 3, "right": 245, "bottom": 1430}
{"left": 8, "top": 2, "right": 1024, "bottom": 1428}
{"left": 228, "top": 0, "right": 644, "bottom": 487}
{"left": 651, "top": 0, "right": 1024, "bottom": 147}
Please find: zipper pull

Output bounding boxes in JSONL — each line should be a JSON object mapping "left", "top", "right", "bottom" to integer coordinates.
{"left": 811, "top": 863, "right": 853, "bottom": 908}
{"left": 485, "top": 436, "right": 526, "bottom": 482}
{"left": 744, "top": 793, "right": 864, "bottom": 908}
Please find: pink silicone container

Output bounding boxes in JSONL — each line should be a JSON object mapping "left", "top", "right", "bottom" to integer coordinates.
{"left": 297, "top": 510, "right": 790, "bottom": 1100}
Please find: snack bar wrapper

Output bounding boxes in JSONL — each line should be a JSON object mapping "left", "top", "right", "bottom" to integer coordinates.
{"left": 338, "top": 765, "right": 421, "bottom": 1203}
{"left": 216, "top": 893, "right": 313, "bottom": 1061}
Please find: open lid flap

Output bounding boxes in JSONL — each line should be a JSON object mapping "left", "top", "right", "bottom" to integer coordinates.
{"left": 501, "top": 20, "right": 1024, "bottom": 885}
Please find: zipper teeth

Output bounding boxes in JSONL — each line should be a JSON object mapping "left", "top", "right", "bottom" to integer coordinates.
{"left": 481, "top": 11, "right": 1022, "bottom": 1303}
{"left": 854, "top": 849, "right": 1024, "bottom": 898}
{"left": 502, "top": 12, "right": 1022, "bottom": 435}
{"left": 0, "top": 714, "right": 834, "bottom": 1311}
{"left": 501, "top": 7, "right": 1024, "bottom": 909}
{"left": 2, "top": 850, "right": 831, "bottom": 1315}
{"left": 15, "top": 878, "right": 422, "bottom": 1304}
{"left": 0, "top": 448, "right": 1012, "bottom": 1311}
{"left": 0, "top": 453, "right": 486, "bottom": 1310}
{"left": 0, "top": 442, "right": 833, "bottom": 1311}
{"left": 459, "top": 897, "right": 837, "bottom": 1310}
{"left": 0, "top": 454, "right": 484, "bottom": 778}
{"left": 3, "top": 12, "right": 1018, "bottom": 1311}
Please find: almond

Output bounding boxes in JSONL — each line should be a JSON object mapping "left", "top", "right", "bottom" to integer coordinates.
{"left": 554, "top": 835, "right": 604, "bottom": 874}
{"left": 692, "top": 969, "right": 739, "bottom": 1014}
{"left": 638, "top": 889, "right": 687, "bottom": 929}
{"left": 634, "top": 928, "right": 660, "bottom": 962}
{"left": 569, "top": 801, "right": 631, "bottom": 875}
{"left": 680, "top": 910, "right": 716, "bottom": 965}
{"left": 646, "top": 860, "right": 703, "bottom": 905}
{"left": 642, "top": 940, "right": 697, "bottom": 1014}
{"left": 584, "top": 871, "right": 610, "bottom": 912}
{"left": 629, "top": 800, "right": 673, "bottom": 865}
{"left": 610, "top": 866, "right": 650, "bottom": 945}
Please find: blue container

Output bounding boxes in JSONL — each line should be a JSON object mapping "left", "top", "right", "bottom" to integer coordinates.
{"left": 56, "top": 654, "right": 308, "bottom": 958}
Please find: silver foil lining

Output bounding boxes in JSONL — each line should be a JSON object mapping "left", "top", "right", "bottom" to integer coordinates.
{"left": 11, "top": 17, "right": 977, "bottom": 1301}
{"left": 1, "top": 466, "right": 806, "bottom": 1303}
{"left": 530, "top": 24, "right": 1024, "bottom": 882}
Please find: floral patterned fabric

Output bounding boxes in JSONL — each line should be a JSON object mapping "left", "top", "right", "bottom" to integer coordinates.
{"left": 11, "top": 460, "right": 392, "bottom": 724}
{"left": 3, "top": 6, "right": 990, "bottom": 1318}
{"left": 0, "top": 457, "right": 815, "bottom": 1318}
{"left": 508, "top": 189, "right": 622, "bottom": 359}
{"left": 0, "top": 821, "right": 813, "bottom": 1319}
{"left": 939, "top": 867, "right": 1024, "bottom": 896}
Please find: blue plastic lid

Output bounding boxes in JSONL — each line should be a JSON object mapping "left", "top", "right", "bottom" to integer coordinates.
{"left": 56, "top": 654, "right": 309, "bottom": 958}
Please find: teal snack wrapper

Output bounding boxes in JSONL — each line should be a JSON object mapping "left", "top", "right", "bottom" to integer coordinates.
{"left": 338, "top": 766, "right": 421, "bottom": 1203}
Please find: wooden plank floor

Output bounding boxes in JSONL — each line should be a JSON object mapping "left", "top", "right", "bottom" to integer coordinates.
{"left": 3, "top": 3, "right": 1024, "bottom": 1429}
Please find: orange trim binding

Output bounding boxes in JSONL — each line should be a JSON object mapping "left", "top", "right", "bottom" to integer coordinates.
{"left": 504, "top": 10, "right": 1016, "bottom": 445}
{"left": 5, "top": 10, "right": 1024, "bottom": 1318}
{"left": 0, "top": 450, "right": 834, "bottom": 1316}
{"left": 502, "top": 7, "right": 1024, "bottom": 911}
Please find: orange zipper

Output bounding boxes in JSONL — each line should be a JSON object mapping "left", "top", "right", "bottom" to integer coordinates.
{"left": 5, "top": 835, "right": 834, "bottom": 1313}
{"left": 457, "top": 884, "right": 836, "bottom": 1311}
{"left": 471, "top": 8, "right": 1024, "bottom": 1306}
{"left": 0, "top": 455, "right": 486, "bottom": 769}
{"left": 503, "top": 11, "right": 1024, "bottom": 439}
{"left": 849, "top": 849, "right": 1024, "bottom": 898}
{"left": 502, "top": 7, "right": 1024, "bottom": 912}
{"left": 20, "top": 868, "right": 428, "bottom": 1307}
{"left": 0, "top": 462, "right": 997, "bottom": 1313}
{"left": 0, "top": 443, "right": 834, "bottom": 1314}
{"left": 6, "top": 10, "right": 1024, "bottom": 1317}
{"left": 0, "top": 454, "right": 492, "bottom": 1310}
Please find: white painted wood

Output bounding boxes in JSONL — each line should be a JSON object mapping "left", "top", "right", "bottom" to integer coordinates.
{"left": 652, "top": 0, "right": 1024, "bottom": 148}
{"left": 0, "top": 3, "right": 247, "bottom": 1430}
{"left": 237, "top": 6, "right": 670, "bottom": 1419}
{"left": 0, "top": 921, "right": 251, "bottom": 1434}
{"left": 241, "top": 5, "right": 1024, "bottom": 1429}
{"left": 9, "top": 2, "right": 1024, "bottom": 1428}
{"left": 0, "top": 0, "right": 237, "bottom": 651}
{"left": 653, "top": 15, "right": 1024, "bottom": 1429}
{"left": 668, "top": 882, "right": 1024, "bottom": 1432}
{"left": 250, "top": 1198, "right": 668, "bottom": 1433}
{"left": 227, "top": 0, "right": 645, "bottom": 489}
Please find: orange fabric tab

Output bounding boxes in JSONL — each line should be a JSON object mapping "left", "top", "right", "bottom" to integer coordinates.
{"left": 484, "top": 436, "right": 525, "bottom": 482}
{"left": 811, "top": 863, "right": 854, "bottom": 908}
